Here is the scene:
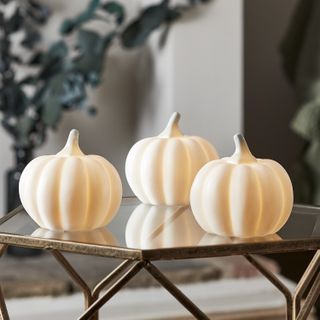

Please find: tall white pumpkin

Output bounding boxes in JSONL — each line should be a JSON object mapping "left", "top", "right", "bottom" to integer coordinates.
{"left": 125, "top": 112, "right": 218, "bottom": 205}
{"left": 19, "top": 129, "right": 122, "bottom": 231}
{"left": 190, "top": 134, "right": 294, "bottom": 238}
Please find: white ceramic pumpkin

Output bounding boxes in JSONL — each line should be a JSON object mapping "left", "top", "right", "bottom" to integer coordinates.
{"left": 125, "top": 112, "right": 218, "bottom": 205}
{"left": 190, "top": 133, "right": 294, "bottom": 238}
{"left": 125, "top": 204, "right": 205, "bottom": 249}
{"left": 19, "top": 129, "right": 122, "bottom": 231}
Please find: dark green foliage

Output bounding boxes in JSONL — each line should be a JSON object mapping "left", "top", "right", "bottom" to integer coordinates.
{"left": 8, "top": 9, "right": 24, "bottom": 33}
{"left": 72, "top": 29, "right": 115, "bottom": 86}
{"left": 26, "top": 0, "right": 50, "bottom": 25}
{"left": 0, "top": 0, "right": 210, "bottom": 149}
{"left": 21, "top": 24, "right": 41, "bottom": 49}
{"left": 60, "top": 0, "right": 100, "bottom": 35}
{"left": 121, "top": 0, "right": 207, "bottom": 49}
{"left": 38, "top": 41, "right": 68, "bottom": 80}
{"left": 0, "top": 85, "right": 27, "bottom": 116}
{"left": 102, "top": 2, "right": 125, "bottom": 25}
{"left": 121, "top": 0, "right": 175, "bottom": 48}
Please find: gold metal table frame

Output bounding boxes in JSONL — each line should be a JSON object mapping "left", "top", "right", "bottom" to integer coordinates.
{"left": 0, "top": 202, "right": 319, "bottom": 320}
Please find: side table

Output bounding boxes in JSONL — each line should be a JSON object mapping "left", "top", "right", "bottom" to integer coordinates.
{"left": 0, "top": 199, "right": 319, "bottom": 320}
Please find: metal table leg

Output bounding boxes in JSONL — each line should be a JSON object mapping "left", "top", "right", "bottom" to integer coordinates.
{"left": 245, "top": 250, "right": 320, "bottom": 320}
{"left": 297, "top": 272, "right": 320, "bottom": 320}
{"left": 0, "top": 244, "right": 9, "bottom": 320}
{"left": 57, "top": 257, "right": 211, "bottom": 320}
{"left": 92, "top": 260, "right": 135, "bottom": 300}
{"left": 78, "top": 260, "right": 211, "bottom": 320}
{"left": 294, "top": 250, "right": 320, "bottom": 316}
{"left": 51, "top": 250, "right": 93, "bottom": 309}
{"left": 245, "top": 254, "right": 294, "bottom": 319}
{"left": 51, "top": 250, "right": 137, "bottom": 320}
{"left": 144, "top": 261, "right": 210, "bottom": 320}
{"left": 77, "top": 261, "right": 144, "bottom": 320}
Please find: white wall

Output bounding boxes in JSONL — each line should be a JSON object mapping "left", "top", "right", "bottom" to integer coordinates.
{"left": 0, "top": 0, "right": 243, "bottom": 214}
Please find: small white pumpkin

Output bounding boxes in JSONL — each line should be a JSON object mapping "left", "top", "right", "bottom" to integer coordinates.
{"left": 190, "top": 134, "right": 294, "bottom": 238}
{"left": 125, "top": 112, "right": 218, "bottom": 205}
{"left": 19, "top": 129, "right": 122, "bottom": 231}
{"left": 125, "top": 204, "right": 205, "bottom": 249}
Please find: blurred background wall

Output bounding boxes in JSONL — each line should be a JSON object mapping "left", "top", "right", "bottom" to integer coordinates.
{"left": 244, "top": 0, "right": 302, "bottom": 174}
{"left": 0, "top": 0, "right": 243, "bottom": 214}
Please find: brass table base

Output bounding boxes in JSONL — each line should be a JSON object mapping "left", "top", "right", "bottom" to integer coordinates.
{"left": 0, "top": 245, "right": 319, "bottom": 320}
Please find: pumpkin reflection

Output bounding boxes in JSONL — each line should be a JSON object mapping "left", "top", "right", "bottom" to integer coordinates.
{"left": 125, "top": 204, "right": 205, "bottom": 249}
{"left": 198, "top": 233, "right": 282, "bottom": 246}
{"left": 32, "top": 227, "right": 118, "bottom": 246}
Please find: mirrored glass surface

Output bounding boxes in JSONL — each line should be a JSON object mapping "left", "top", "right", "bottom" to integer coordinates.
{"left": 0, "top": 199, "right": 319, "bottom": 250}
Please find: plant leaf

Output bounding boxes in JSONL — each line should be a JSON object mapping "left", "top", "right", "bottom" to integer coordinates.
{"left": 28, "top": 51, "right": 44, "bottom": 65}
{"left": 41, "top": 74, "right": 64, "bottom": 127}
{"left": 16, "top": 115, "right": 34, "bottom": 137}
{"left": 7, "top": 8, "right": 23, "bottom": 33}
{"left": 26, "top": 0, "right": 51, "bottom": 25}
{"left": 38, "top": 41, "right": 68, "bottom": 79}
{"left": 102, "top": 1, "right": 125, "bottom": 25}
{"left": 0, "top": 85, "right": 28, "bottom": 116}
{"left": 72, "top": 29, "right": 114, "bottom": 86}
{"left": 21, "top": 24, "right": 41, "bottom": 49}
{"left": 18, "top": 75, "right": 37, "bottom": 86}
{"left": 60, "top": 72, "right": 86, "bottom": 108}
{"left": 121, "top": 0, "right": 173, "bottom": 48}
{"left": 42, "top": 95, "right": 62, "bottom": 127}
{"left": 60, "top": 0, "right": 100, "bottom": 34}
{"left": 159, "top": 22, "right": 171, "bottom": 48}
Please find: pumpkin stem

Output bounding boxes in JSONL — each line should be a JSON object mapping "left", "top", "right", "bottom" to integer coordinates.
{"left": 230, "top": 133, "right": 256, "bottom": 163}
{"left": 159, "top": 112, "right": 183, "bottom": 138}
{"left": 57, "top": 129, "right": 85, "bottom": 156}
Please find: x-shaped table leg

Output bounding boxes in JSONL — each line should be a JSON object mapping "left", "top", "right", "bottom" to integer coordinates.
{"left": 77, "top": 261, "right": 145, "bottom": 320}
{"left": 144, "top": 262, "right": 210, "bottom": 320}
{"left": 295, "top": 251, "right": 320, "bottom": 320}
{"left": 77, "top": 260, "right": 210, "bottom": 320}
{"left": 245, "top": 250, "right": 320, "bottom": 320}
{"left": 51, "top": 250, "right": 139, "bottom": 320}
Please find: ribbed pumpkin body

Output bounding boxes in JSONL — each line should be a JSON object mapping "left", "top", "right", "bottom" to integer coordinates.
{"left": 125, "top": 204, "right": 205, "bottom": 249}
{"left": 19, "top": 130, "right": 122, "bottom": 231}
{"left": 190, "top": 134, "right": 294, "bottom": 238}
{"left": 125, "top": 113, "right": 218, "bottom": 205}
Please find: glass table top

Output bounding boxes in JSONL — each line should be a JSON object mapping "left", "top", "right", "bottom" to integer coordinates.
{"left": 0, "top": 198, "right": 319, "bottom": 260}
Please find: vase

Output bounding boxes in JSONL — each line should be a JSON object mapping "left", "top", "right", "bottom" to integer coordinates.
{"left": 6, "top": 145, "right": 41, "bottom": 256}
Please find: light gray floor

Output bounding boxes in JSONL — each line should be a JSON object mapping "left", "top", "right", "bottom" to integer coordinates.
{"left": 6, "top": 276, "right": 296, "bottom": 320}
